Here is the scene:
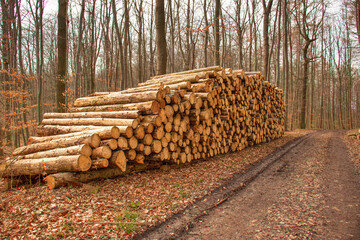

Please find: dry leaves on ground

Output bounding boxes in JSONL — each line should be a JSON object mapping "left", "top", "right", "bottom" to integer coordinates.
{"left": 0, "top": 130, "right": 312, "bottom": 239}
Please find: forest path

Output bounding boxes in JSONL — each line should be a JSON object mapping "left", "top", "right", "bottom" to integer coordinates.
{"left": 140, "top": 131, "right": 360, "bottom": 239}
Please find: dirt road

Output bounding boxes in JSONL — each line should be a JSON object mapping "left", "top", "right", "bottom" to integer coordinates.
{"left": 140, "top": 131, "right": 360, "bottom": 239}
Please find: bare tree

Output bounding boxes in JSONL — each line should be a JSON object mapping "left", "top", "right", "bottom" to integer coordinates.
{"left": 262, "top": 0, "right": 274, "bottom": 82}
{"left": 214, "top": 0, "right": 220, "bottom": 65}
{"left": 294, "top": 0, "right": 324, "bottom": 129}
{"left": 56, "top": 0, "right": 68, "bottom": 112}
{"left": 155, "top": 0, "right": 167, "bottom": 74}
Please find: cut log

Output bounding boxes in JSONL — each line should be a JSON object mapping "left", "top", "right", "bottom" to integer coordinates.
{"left": 91, "top": 146, "right": 112, "bottom": 159}
{"left": 21, "top": 144, "right": 92, "bottom": 159}
{"left": 118, "top": 137, "right": 129, "bottom": 150}
{"left": 36, "top": 125, "right": 131, "bottom": 138}
{"left": 73, "top": 91, "right": 161, "bottom": 107}
{"left": 101, "top": 139, "right": 118, "bottom": 150}
{"left": 12, "top": 134, "right": 101, "bottom": 156}
{"left": 45, "top": 162, "right": 161, "bottom": 189}
{"left": 29, "top": 127, "right": 119, "bottom": 144}
{"left": 41, "top": 118, "right": 139, "bottom": 129}
{"left": 43, "top": 111, "right": 140, "bottom": 119}
{"left": 109, "top": 150, "right": 127, "bottom": 171}
{"left": 70, "top": 100, "right": 160, "bottom": 114}
{"left": 91, "top": 159, "right": 109, "bottom": 169}
{"left": 0, "top": 155, "right": 91, "bottom": 177}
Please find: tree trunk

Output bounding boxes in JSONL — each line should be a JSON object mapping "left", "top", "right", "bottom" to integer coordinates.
{"left": 155, "top": 0, "right": 167, "bottom": 75}
{"left": 56, "top": 0, "right": 68, "bottom": 112}
{"left": 262, "top": 0, "right": 273, "bottom": 82}
{"left": 75, "top": 0, "right": 86, "bottom": 98}
{"left": 214, "top": 0, "right": 220, "bottom": 65}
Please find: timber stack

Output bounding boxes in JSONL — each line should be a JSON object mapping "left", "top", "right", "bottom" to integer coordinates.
{"left": 0, "top": 66, "right": 285, "bottom": 189}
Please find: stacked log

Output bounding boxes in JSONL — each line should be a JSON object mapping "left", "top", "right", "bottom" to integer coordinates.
{"left": 0, "top": 66, "right": 285, "bottom": 189}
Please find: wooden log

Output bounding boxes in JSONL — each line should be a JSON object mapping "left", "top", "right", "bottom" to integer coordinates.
{"left": 109, "top": 150, "right": 127, "bottom": 171}
{"left": 73, "top": 91, "right": 161, "bottom": 107}
{"left": 143, "top": 122, "right": 154, "bottom": 134}
{"left": 142, "top": 115, "right": 163, "bottom": 127}
{"left": 135, "top": 154, "right": 145, "bottom": 164}
{"left": 143, "top": 145, "right": 152, "bottom": 156}
{"left": 44, "top": 162, "right": 161, "bottom": 189}
{"left": 43, "top": 111, "right": 140, "bottom": 119}
{"left": 125, "top": 149, "right": 137, "bottom": 161}
{"left": 101, "top": 139, "right": 118, "bottom": 150}
{"left": 128, "top": 136, "right": 138, "bottom": 149}
{"left": 151, "top": 140, "right": 162, "bottom": 153}
{"left": 91, "top": 159, "right": 109, "bottom": 169}
{"left": 0, "top": 155, "right": 92, "bottom": 177}
{"left": 21, "top": 144, "right": 92, "bottom": 159}
{"left": 134, "top": 125, "right": 145, "bottom": 139}
{"left": 36, "top": 125, "right": 132, "bottom": 138}
{"left": 41, "top": 118, "right": 139, "bottom": 129}
{"left": 29, "top": 127, "right": 119, "bottom": 144}
{"left": 12, "top": 133, "right": 101, "bottom": 156}
{"left": 70, "top": 100, "right": 160, "bottom": 114}
{"left": 143, "top": 134, "right": 153, "bottom": 145}
{"left": 118, "top": 137, "right": 129, "bottom": 150}
{"left": 91, "top": 146, "right": 112, "bottom": 159}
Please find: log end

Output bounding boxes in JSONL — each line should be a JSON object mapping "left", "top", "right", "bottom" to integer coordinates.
{"left": 116, "top": 150, "right": 127, "bottom": 172}
{"left": 78, "top": 155, "right": 92, "bottom": 171}
{"left": 90, "top": 134, "right": 101, "bottom": 148}
{"left": 151, "top": 101, "right": 160, "bottom": 114}
{"left": 80, "top": 144, "right": 92, "bottom": 157}
{"left": 111, "top": 126, "right": 121, "bottom": 139}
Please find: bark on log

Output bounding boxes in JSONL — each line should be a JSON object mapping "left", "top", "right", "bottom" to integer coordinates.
{"left": 45, "top": 162, "right": 161, "bottom": 189}
{"left": 30, "top": 127, "right": 119, "bottom": 143}
{"left": 73, "top": 91, "right": 161, "bottom": 107}
{"left": 21, "top": 144, "right": 92, "bottom": 159}
{"left": 41, "top": 118, "right": 139, "bottom": 129}
{"left": 43, "top": 111, "right": 140, "bottom": 119}
{"left": 12, "top": 133, "right": 101, "bottom": 156}
{"left": 36, "top": 125, "right": 130, "bottom": 138}
{"left": 0, "top": 155, "right": 91, "bottom": 177}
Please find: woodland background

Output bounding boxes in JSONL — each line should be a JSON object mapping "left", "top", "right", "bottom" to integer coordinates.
{"left": 0, "top": 0, "right": 359, "bottom": 154}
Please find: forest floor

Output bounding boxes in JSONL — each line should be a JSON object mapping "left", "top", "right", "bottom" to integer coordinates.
{"left": 1, "top": 129, "right": 359, "bottom": 239}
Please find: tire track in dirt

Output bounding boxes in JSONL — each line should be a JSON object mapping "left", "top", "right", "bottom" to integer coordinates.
{"left": 139, "top": 131, "right": 360, "bottom": 239}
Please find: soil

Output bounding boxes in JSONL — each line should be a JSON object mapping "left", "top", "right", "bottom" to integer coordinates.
{"left": 140, "top": 130, "right": 360, "bottom": 239}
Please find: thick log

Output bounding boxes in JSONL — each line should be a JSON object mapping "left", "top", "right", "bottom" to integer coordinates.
{"left": 44, "top": 162, "right": 161, "bottom": 189}
{"left": 43, "top": 111, "right": 140, "bottom": 119}
{"left": 73, "top": 91, "right": 161, "bottom": 107}
{"left": 30, "top": 127, "right": 119, "bottom": 144}
{"left": 118, "top": 137, "right": 129, "bottom": 150}
{"left": 0, "top": 155, "right": 91, "bottom": 177}
{"left": 91, "top": 146, "right": 112, "bottom": 159}
{"left": 41, "top": 118, "right": 139, "bottom": 129}
{"left": 12, "top": 134, "right": 101, "bottom": 156}
{"left": 70, "top": 100, "right": 160, "bottom": 114}
{"left": 21, "top": 144, "right": 92, "bottom": 159}
{"left": 36, "top": 125, "right": 131, "bottom": 138}
{"left": 109, "top": 150, "right": 127, "bottom": 171}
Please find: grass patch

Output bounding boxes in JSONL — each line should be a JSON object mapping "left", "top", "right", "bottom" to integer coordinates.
{"left": 117, "top": 210, "right": 140, "bottom": 234}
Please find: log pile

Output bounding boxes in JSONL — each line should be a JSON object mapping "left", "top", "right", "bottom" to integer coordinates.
{"left": 0, "top": 66, "right": 285, "bottom": 189}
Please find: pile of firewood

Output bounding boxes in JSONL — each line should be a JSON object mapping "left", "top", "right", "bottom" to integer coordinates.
{"left": 0, "top": 66, "right": 285, "bottom": 189}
